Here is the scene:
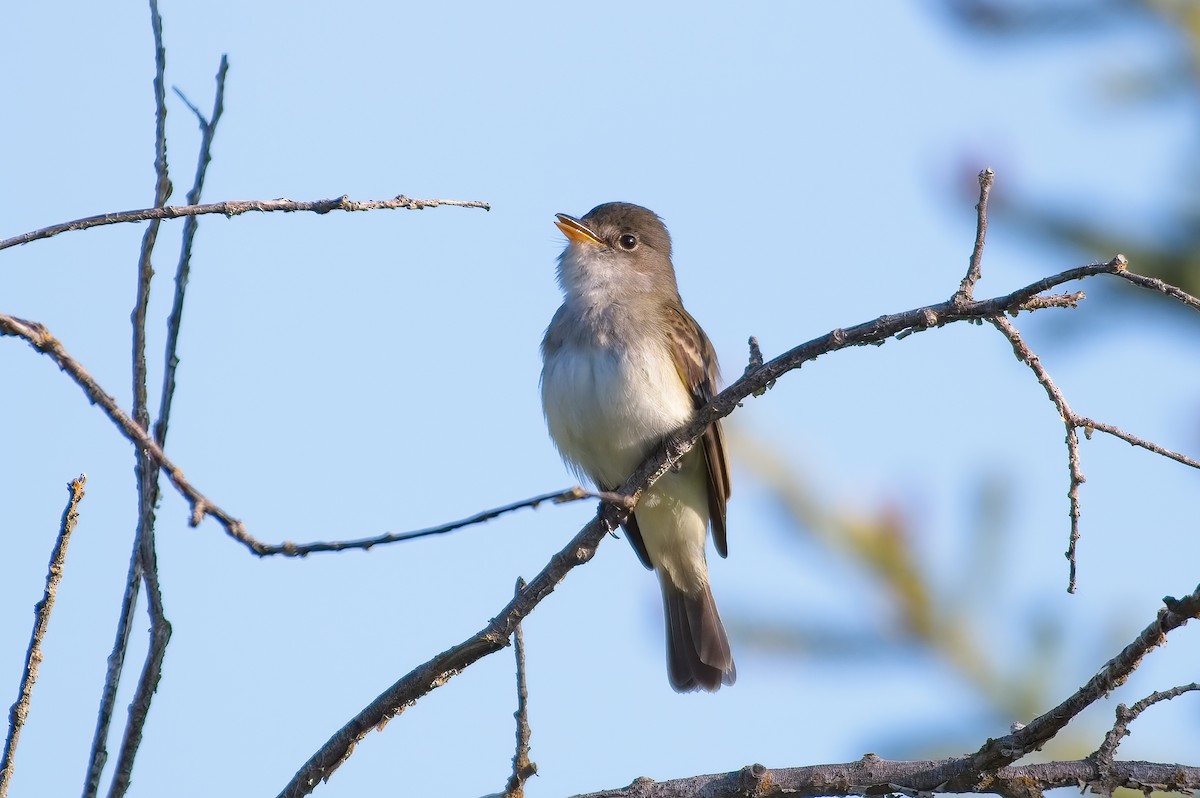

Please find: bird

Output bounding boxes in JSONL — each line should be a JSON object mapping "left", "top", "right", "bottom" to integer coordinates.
{"left": 540, "top": 202, "right": 734, "bottom": 692}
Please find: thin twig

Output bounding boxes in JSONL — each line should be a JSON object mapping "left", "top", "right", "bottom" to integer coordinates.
{"left": 1094, "top": 682, "right": 1200, "bottom": 770}
{"left": 1116, "top": 268, "right": 1200, "bottom": 312}
{"left": 504, "top": 578, "right": 536, "bottom": 798}
{"left": 954, "top": 167, "right": 994, "bottom": 303}
{"left": 988, "top": 315, "right": 1200, "bottom": 594}
{"left": 987, "top": 315, "right": 1085, "bottom": 593}
{"left": 0, "top": 313, "right": 243, "bottom": 530}
{"left": 254, "top": 487, "right": 597, "bottom": 556}
{"left": 0, "top": 475, "right": 86, "bottom": 798}
{"left": 0, "top": 195, "right": 491, "bottom": 252}
{"left": 81, "top": 538, "right": 144, "bottom": 798}
{"left": 156, "top": 55, "right": 227, "bottom": 451}
{"left": 105, "top": 4, "right": 175, "bottom": 795}
{"left": 1078, "top": 417, "right": 1200, "bottom": 469}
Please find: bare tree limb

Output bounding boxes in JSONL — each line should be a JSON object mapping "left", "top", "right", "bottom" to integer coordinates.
{"left": 275, "top": 250, "right": 1200, "bottom": 794}
{"left": 566, "top": 585, "right": 1200, "bottom": 798}
{"left": 0, "top": 258, "right": 1141, "bottom": 558}
{"left": 0, "top": 475, "right": 86, "bottom": 798}
{"left": 565, "top": 755, "right": 1200, "bottom": 798}
{"left": 0, "top": 194, "right": 490, "bottom": 252}
{"left": 504, "top": 579, "right": 537, "bottom": 798}
{"left": 940, "top": 584, "right": 1200, "bottom": 790}
{"left": 7, "top": 254, "right": 1198, "bottom": 567}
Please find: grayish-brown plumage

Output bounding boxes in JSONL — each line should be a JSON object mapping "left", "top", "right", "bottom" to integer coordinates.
{"left": 541, "top": 202, "right": 734, "bottom": 692}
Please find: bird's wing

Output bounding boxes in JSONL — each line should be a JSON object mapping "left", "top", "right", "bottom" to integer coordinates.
{"left": 666, "top": 305, "right": 731, "bottom": 557}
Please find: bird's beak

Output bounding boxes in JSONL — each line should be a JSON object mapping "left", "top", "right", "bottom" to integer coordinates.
{"left": 554, "top": 213, "right": 603, "bottom": 247}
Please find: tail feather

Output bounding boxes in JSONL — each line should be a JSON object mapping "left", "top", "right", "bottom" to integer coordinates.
{"left": 661, "top": 580, "right": 736, "bottom": 692}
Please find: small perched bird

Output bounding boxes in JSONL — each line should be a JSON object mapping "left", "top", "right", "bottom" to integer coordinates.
{"left": 540, "top": 202, "right": 735, "bottom": 692}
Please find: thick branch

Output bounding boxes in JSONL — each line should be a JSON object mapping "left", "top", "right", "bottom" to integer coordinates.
{"left": 935, "top": 584, "right": 1200, "bottom": 791}
{"left": 566, "top": 755, "right": 1200, "bottom": 798}
{"left": 0, "top": 194, "right": 490, "bottom": 252}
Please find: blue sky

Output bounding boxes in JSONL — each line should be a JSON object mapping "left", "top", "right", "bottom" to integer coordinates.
{"left": 2, "top": 3, "right": 1198, "bottom": 797}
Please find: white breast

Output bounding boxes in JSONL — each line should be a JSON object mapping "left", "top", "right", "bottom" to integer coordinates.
{"left": 541, "top": 337, "right": 694, "bottom": 489}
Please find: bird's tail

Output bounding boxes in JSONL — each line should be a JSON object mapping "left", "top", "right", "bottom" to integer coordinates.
{"left": 661, "top": 578, "right": 736, "bottom": 692}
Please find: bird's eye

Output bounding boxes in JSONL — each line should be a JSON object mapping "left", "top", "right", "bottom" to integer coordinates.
{"left": 618, "top": 234, "right": 638, "bottom": 250}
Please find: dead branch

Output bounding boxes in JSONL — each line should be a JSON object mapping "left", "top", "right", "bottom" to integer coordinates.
{"left": 0, "top": 194, "right": 490, "bottom": 252}
{"left": 504, "top": 578, "right": 537, "bottom": 798}
{"left": 565, "top": 755, "right": 1200, "bottom": 798}
{"left": 0, "top": 475, "right": 86, "bottom": 798}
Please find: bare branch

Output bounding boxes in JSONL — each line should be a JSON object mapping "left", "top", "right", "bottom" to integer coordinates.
{"left": 987, "top": 315, "right": 1085, "bottom": 593}
{"left": 81, "top": 531, "right": 145, "bottom": 798}
{"left": 565, "top": 755, "right": 1200, "bottom": 798}
{"left": 0, "top": 194, "right": 490, "bottom": 252}
{"left": 276, "top": 508, "right": 618, "bottom": 798}
{"left": 954, "top": 167, "right": 995, "bottom": 303}
{"left": 155, "top": 54, "right": 228, "bottom": 452}
{"left": 1094, "top": 682, "right": 1200, "bottom": 770}
{"left": 988, "top": 312, "right": 1200, "bottom": 594}
{"left": 936, "top": 585, "right": 1200, "bottom": 790}
{"left": 101, "top": 4, "right": 176, "bottom": 795}
{"left": 1116, "top": 268, "right": 1200, "bottom": 313}
{"left": 571, "top": 620, "right": 1200, "bottom": 797}
{"left": 254, "top": 487, "right": 596, "bottom": 556}
{"left": 1080, "top": 417, "right": 1200, "bottom": 470}
{"left": 0, "top": 313, "right": 247, "bottom": 535}
{"left": 277, "top": 527, "right": 1199, "bottom": 798}
{"left": 504, "top": 579, "right": 536, "bottom": 798}
{"left": 4, "top": 254, "right": 1185, "bottom": 564}
{"left": 0, "top": 475, "right": 86, "bottom": 798}
{"left": 8, "top": 250, "right": 1196, "bottom": 582}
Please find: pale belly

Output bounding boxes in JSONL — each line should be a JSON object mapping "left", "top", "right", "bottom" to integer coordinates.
{"left": 541, "top": 338, "right": 712, "bottom": 592}
{"left": 541, "top": 339, "right": 694, "bottom": 489}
